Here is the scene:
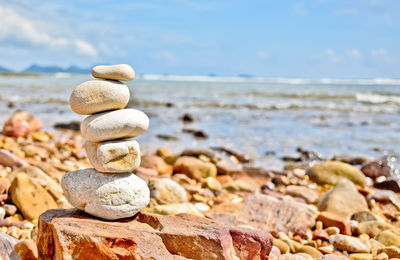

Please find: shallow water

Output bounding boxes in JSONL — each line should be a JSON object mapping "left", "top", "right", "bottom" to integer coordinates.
{"left": 0, "top": 74, "right": 399, "bottom": 164}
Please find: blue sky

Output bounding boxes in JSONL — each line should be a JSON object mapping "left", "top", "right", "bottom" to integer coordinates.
{"left": 0, "top": 0, "right": 399, "bottom": 78}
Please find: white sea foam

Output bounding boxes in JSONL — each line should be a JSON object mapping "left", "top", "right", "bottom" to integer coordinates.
{"left": 138, "top": 74, "right": 400, "bottom": 85}
{"left": 0, "top": 95, "right": 67, "bottom": 104}
{"left": 53, "top": 72, "right": 73, "bottom": 78}
{"left": 356, "top": 93, "right": 400, "bottom": 105}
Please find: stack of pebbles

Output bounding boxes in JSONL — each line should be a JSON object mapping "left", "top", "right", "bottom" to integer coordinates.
{"left": 61, "top": 64, "right": 150, "bottom": 220}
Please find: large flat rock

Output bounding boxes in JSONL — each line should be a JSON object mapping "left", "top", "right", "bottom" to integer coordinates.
{"left": 37, "top": 209, "right": 273, "bottom": 260}
{"left": 208, "top": 194, "right": 316, "bottom": 234}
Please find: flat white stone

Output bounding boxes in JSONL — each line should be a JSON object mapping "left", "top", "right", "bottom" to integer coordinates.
{"left": 81, "top": 109, "right": 149, "bottom": 142}
{"left": 69, "top": 80, "right": 130, "bottom": 115}
{"left": 61, "top": 168, "right": 150, "bottom": 220}
{"left": 84, "top": 139, "right": 141, "bottom": 173}
{"left": 92, "top": 64, "right": 135, "bottom": 81}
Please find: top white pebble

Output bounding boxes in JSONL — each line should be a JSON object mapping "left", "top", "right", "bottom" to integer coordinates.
{"left": 92, "top": 64, "right": 135, "bottom": 81}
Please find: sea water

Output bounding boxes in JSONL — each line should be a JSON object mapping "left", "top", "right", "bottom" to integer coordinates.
{"left": 0, "top": 74, "right": 399, "bottom": 163}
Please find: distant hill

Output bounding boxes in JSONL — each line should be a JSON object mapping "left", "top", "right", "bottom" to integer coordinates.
{"left": 22, "top": 64, "right": 90, "bottom": 74}
{"left": 0, "top": 65, "right": 13, "bottom": 73}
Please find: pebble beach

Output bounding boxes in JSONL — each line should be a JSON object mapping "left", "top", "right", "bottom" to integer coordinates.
{"left": 0, "top": 70, "right": 399, "bottom": 259}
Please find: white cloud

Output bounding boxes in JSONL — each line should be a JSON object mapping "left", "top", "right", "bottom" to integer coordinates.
{"left": 325, "top": 49, "right": 334, "bottom": 56}
{"left": 370, "top": 48, "right": 387, "bottom": 58}
{"left": 370, "top": 48, "right": 393, "bottom": 64}
{"left": 124, "top": 3, "right": 159, "bottom": 10}
{"left": 324, "top": 48, "right": 341, "bottom": 62}
{"left": 332, "top": 0, "right": 400, "bottom": 26}
{"left": 292, "top": 2, "right": 308, "bottom": 17}
{"left": 0, "top": 6, "right": 97, "bottom": 57}
{"left": 256, "top": 51, "right": 269, "bottom": 59}
{"left": 153, "top": 50, "right": 179, "bottom": 66}
{"left": 174, "top": 0, "right": 223, "bottom": 11}
{"left": 346, "top": 48, "right": 362, "bottom": 58}
{"left": 74, "top": 40, "right": 97, "bottom": 56}
{"left": 335, "top": 8, "right": 359, "bottom": 15}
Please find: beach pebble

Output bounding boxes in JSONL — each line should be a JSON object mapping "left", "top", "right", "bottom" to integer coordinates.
{"left": 149, "top": 178, "right": 188, "bottom": 204}
{"left": 269, "top": 246, "right": 281, "bottom": 259}
{"left": 318, "top": 180, "right": 368, "bottom": 218}
{"left": 0, "top": 149, "right": 29, "bottom": 168}
{"left": 2, "top": 110, "right": 42, "bottom": 138}
{"left": 193, "top": 202, "right": 210, "bottom": 212}
{"left": 69, "top": 80, "right": 129, "bottom": 115}
{"left": 174, "top": 156, "right": 217, "bottom": 181}
{"left": 278, "top": 253, "right": 313, "bottom": 260}
{"left": 286, "top": 185, "right": 319, "bottom": 204}
{"left": 318, "top": 254, "right": 349, "bottom": 260}
{"left": 9, "top": 173, "right": 57, "bottom": 221}
{"left": 14, "top": 239, "right": 38, "bottom": 260}
{"left": 81, "top": 109, "right": 149, "bottom": 142}
{"left": 316, "top": 211, "right": 352, "bottom": 235}
{"left": 377, "top": 246, "right": 400, "bottom": 258}
{"left": 84, "top": 139, "right": 140, "bottom": 173}
{"left": 375, "top": 230, "right": 400, "bottom": 247}
{"left": 223, "top": 177, "right": 260, "bottom": 192}
{"left": 3, "top": 204, "right": 17, "bottom": 216}
{"left": 348, "top": 253, "right": 373, "bottom": 260}
{"left": 361, "top": 159, "right": 391, "bottom": 178}
{"left": 351, "top": 211, "right": 377, "bottom": 223}
{"left": 140, "top": 154, "right": 173, "bottom": 176}
{"left": 204, "top": 177, "right": 222, "bottom": 191}
{"left": 153, "top": 203, "right": 202, "bottom": 216}
{"left": 92, "top": 64, "right": 135, "bottom": 81}
{"left": 307, "top": 161, "right": 366, "bottom": 186}
{"left": 0, "top": 207, "right": 5, "bottom": 220}
{"left": 329, "top": 234, "right": 371, "bottom": 253}
{"left": 61, "top": 168, "right": 150, "bottom": 220}
{"left": 374, "top": 253, "right": 389, "bottom": 260}
{"left": 296, "top": 245, "right": 323, "bottom": 258}
{"left": 274, "top": 239, "right": 290, "bottom": 254}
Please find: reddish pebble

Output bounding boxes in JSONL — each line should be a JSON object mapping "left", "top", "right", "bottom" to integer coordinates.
{"left": 272, "top": 175, "right": 290, "bottom": 186}
{"left": 313, "top": 229, "right": 330, "bottom": 240}
{"left": 14, "top": 239, "right": 38, "bottom": 260}
{"left": 316, "top": 212, "right": 352, "bottom": 235}
{"left": 3, "top": 111, "right": 42, "bottom": 138}
{"left": 361, "top": 160, "right": 391, "bottom": 179}
{"left": 3, "top": 204, "right": 18, "bottom": 216}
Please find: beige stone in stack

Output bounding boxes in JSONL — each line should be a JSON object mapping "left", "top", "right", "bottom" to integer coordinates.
{"left": 61, "top": 64, "right": 150, "bottom": 220}
{"left": 84, "top": 139, "right": 141, "bottom": 173}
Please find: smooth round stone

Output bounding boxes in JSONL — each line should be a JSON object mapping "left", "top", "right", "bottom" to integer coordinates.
{"left": 307, "top": 161, "right": 366, "bottom": 186}
{"left": 81, "top": 109, "right": 149, "bottom": 142}
{"left": 61, "top": 168, "right": 150, "bottom": 220}
{"left": 329, "top": 234, "right": 371, "bottom": 253}
{"left": 148, "top": 178, "right": 188, "bottom": 204}
{"left": 92, "top": 64, "right": 135, "bottom": 81}
{"left": 84, "top": 139, "right": 141, "bottom": 173}
{"left": 70, "top": 80, "right": 129, "bottom": 115}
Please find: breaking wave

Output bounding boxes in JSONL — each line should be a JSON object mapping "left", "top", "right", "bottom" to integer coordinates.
{"left": 139, "top": 74, "right": 400, "bottom": 85}
{"left": 132, "top": 99, "right": 400, "bottom": 113}
{"left": 356, "top": 93, "right": 400, "bottom": 105}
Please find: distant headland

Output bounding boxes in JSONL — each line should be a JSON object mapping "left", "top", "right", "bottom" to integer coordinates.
{"left": 0, "top": 64, "right": 91, "bottom": 75}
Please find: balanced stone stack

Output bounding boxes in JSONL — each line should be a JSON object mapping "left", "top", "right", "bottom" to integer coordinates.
{"left": 61, "top": 64, "right": 150, "bottom": 220}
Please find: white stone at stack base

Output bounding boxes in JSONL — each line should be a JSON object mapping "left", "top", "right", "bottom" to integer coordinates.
{"left": 81, "top": 109, "right": 149, "bottom": 143}
{"left": 84, "top": 139, "right": 141, "bottom": 173}
{"left": 92, "top": 64, "right": 135, "bottom": 81}
{"left": 69, "top": 79, "right": 130, "bottom": 115}
{"left": 61, "top": 168, "right": 150, "bottom": 220}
